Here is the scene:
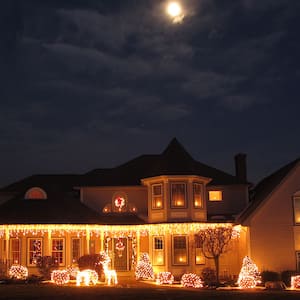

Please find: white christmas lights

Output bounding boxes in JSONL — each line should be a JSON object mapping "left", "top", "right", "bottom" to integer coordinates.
{"left": 135, "top": 253, "right": 154, "bottom": 280}
{"left": 156, "top": 272, "right": 174, "bottom": 285}
{"left": 51, "top": 270, "right": 70, "bottom": 285}
{"left": 76, "top": 269, "right": 98, "bottom": 286}
{"left": 181, "top": 273, "right": 203, "bottom": 288}
{"left": 8, "top": 265, "right": 28, "bottom": 280}
{"left": 237, "top": 256, "right": 261, "bottom": 289}
{"left": 291, "top": 275, "right": 300, "bottom": 289}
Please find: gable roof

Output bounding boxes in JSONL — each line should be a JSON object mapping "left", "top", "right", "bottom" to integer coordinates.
{"left": 83, "top": 138, "right": 239, "bottom": 186}
{"left": 238, "top": 157, "right": 300, "bottom": 223}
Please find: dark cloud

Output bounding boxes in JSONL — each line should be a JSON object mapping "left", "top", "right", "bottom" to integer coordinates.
{"left": 1, "top": 0, "right": 300, "bottom": 187}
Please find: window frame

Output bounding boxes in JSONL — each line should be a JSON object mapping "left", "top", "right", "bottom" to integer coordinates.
{"left": 152, "top": 183, "right": 164, "bottom": 209}
{"left": 293, "top": 194, "right": 300, "bottom": 224}
{"left": 152, "top": 236, "right": 165, "bottom": 266}
{"left": 172, "top": 235, "right": 188, "bottom": 265}
{"left": 11, "top": 238, "right": 21, "bottom": 264}
{"left": 27, "top": 238, "right": 43, "bottom": 266}
{"left": 208, "top": 190, "right": 223, "bottom": 202}
{"left": 71, "top": 238, "right": 81, "bottom": 263}
{"left": 25, "top": 187, "right": 47, "bottom": 200}
{"left": 170, "top": 182, "right": 187, "bottom": 208}
{"left": 193, "top": 182, "right": 203, "bottom": 208}
{"left": 51, "top": 238, "right": 65, "bottom": 266}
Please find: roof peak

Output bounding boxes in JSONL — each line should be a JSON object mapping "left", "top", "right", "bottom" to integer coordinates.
{"left": 162, "top": 138, "right": 193, "bottom": 159}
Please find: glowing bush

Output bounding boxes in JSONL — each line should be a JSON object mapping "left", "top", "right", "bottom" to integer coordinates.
{"left": 135, "top": 253, "right": 154, "bottom": 280}
{"left": 181, "top": 273, "right": 203, "bottom": 288}
{"left": 156, "top": 272, "right": 174, "bottom": 285}
{"left": 51, "top": 270, "right": 70, "bottom": 285}
{"left": 9, "top": 265, "right": 28, "bottom": 280}
{"left": 291, "top": 275, "right": 300, "bottom": 289}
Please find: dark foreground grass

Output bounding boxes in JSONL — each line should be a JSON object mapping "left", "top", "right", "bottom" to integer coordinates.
{"left": 0, "top": 283, "right": 299, "bottom": 300}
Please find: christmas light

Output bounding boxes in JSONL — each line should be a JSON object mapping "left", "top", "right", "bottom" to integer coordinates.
{"left": 237, "top": 256, "right": 261, "bottom": 289}
{"left": 156, "top": 272, "right": 174, "bottom": 285}
{"left": 135, "top": 253, "right": 154, "bottom": 280}
{"left": 8, "top": 265, "right": 28, "bottom": 280}
{"left": 99, "top": 251, "right": 118, "bottom": 285}
{"left": 181, "top": 273, "right": 203, "bottom": 288}
{"left": 291, "top": 275, "right": 300, "bottom": 289}
{"left": 51, "top": 270, "right": 70, "bottom": 285}
{"left": 66, "top": 265, "right": 79, "bottom": 279}
{"left": 76, "top": 269, "right": 98, "bottom": 286}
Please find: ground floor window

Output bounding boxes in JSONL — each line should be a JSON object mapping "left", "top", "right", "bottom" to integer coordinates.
{"left": 11, "top": 238, "right": 21, "bottom": 264}
{"left": 152, "top": 236, "right": 165, "bottom": 265}
{"left": 28, "top": 238, "right": 42, "bottom": 266}
{"left": 52, "top": 238, "right": 64, "bottom": 265}
{"left": 172, "top": 235, "right": 188, "bottom": 265}
{"left": 296, "top": 251, "right": 300, "bottom": 271}
{"left": 71, "top": 238, "right": 81, "bottom": 263}
{"left": 194, "top": 236, "right": 205, "bottom": 265}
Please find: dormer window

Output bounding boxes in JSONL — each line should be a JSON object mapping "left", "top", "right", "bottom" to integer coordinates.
{"left": 152, "top": 184, "right": 163, "bottom": 209}
{"left": 25, "top": 187, "right": 47, "bottom": 200}
{"left": 171, "top": 182, "right": 187, "bottom": 208}
{"left": 209, "top": 190, "right": 223, "bottom": 201}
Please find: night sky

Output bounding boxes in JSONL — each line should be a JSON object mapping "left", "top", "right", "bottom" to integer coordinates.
{"left": 1, "top": 0, "right": 300, "bottom": 187}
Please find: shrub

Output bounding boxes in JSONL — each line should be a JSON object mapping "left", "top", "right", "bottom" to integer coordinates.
{"left": 281, "top": 270, "right": 298, "bottom": 287}
{"left": 261, "top": 270, "right": 280, "bottom": 284}
{"left": 36, "top": 256, "right": 59, "bottom": 280}
{"left": 201, "top": 267, "right": 217, "bottom": 286}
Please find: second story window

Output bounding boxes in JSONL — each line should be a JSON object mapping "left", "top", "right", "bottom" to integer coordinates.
{"left": 152, "top": 184, "right": 163, "bottom": 209}
{"left": 293, "top": 193, "right": 300, "bottom": 224}
{"left": 171, "top": 183, "right": 187, "bottom": 208}
{"left": 209, "top": 190, "right": 223, "bottom": 201}
{"left": 193, "top": 183, "right": 203, "bottom": 208}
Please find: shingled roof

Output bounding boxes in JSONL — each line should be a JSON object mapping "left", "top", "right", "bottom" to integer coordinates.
{"left": 83, "top": 138, "right": 239, "bottom": 186}
{"left": 238, "top": 157, "right": 300, "bottom": 223}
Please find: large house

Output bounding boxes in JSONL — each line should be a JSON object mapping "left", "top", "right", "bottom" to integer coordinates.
{"left": 0, "top": 138, "right": 299, "bottom": 279}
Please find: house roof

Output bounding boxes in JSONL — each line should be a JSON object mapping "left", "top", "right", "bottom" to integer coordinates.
{"left": 238, "top": 157, "right": 300, "bottom": 223}
{"left": 83, "top": 138, "right": 240, "bottom": 186}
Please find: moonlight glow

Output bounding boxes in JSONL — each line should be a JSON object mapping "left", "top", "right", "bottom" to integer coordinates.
{"left": 166, "top": 2, "right": 184, "bottom": 23}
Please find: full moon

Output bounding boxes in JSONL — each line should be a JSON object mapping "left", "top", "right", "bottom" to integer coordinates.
{"left": 167, "top": 2, "right": 182, "bottom": 17}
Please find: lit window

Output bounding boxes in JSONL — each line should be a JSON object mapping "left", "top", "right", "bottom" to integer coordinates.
{"left": 171, "top": 183, "right": 187, "bottom": 208}
{"left": 89, "top": 240, "right": 96, "bottom": 255}
{"left": 152, "top": 184, "right": 163, "bottom": 209}
{"left": 28, "top": 238, "right": 42, "bottom": 266}
{"left": 25, "top": 187, "right": 47, "bottom": 200}
{"left": 11, "top": 238, "right": 21, "bottom": 264}
{"left": 293, "top": 195, "right": 300, "bottom": 224}
{"left": 209, "top": 190, "right": 223, "bottom": 201}
{"left": 153, "top": 236, "right": 164, "bottom": 265}
{"left": 193, "top": 183, "right": 203, "bottom": 208}
{"left": 194, "top": 236, "right": 205, "bottom": 265}
{"left": 172, "top": 235, "right": 188, "bottom": 265}
{"left": 71, "top": 238, "right": 81, "bottom": 263}
{"left": 52, "top": 238, "right": 64, "bottom": 265}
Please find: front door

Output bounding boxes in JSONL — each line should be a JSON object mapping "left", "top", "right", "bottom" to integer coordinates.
{"left": 113, "top": 238, "right": 128, "bottom": 271}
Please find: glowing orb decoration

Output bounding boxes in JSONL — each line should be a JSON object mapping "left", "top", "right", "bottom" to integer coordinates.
{"left": 9, "top": 265, "right": 28, "bottom": 280}
{"left": 166, "top": 2, "right": 184, "bottom": 23}
{"left": 51, "top": 270, "right": 70, "bottom": 285}
{"left": 156, "top": 272, "right": 174, "bottom": 285}
{"left": 76, "top": 269, "right": 98, "bottom": 286}
{"left": 181, "top": 273, "right": 203, "bottom": 288}
{"left": 291, "top": 275, "right": 300, "bottom": 289}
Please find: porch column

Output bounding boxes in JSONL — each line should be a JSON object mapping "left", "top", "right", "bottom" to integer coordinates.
{"left": 136, "top": 231, "right": 140, "bottom": 260}
{"left": 100, "top": 231, "right": 104, "bottom": 252}
{"left": 5, "top": 228, "right": 9, "bottom": 262}
{"left": 86, "top": 229, "right": 90, "bottom": 255}
{"left": 45, "top": 229, "right": 51, "bottom": 256}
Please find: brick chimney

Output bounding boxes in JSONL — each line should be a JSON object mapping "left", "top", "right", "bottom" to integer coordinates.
{"left": 235, "top": 153, "right": 247, "bottom": 183}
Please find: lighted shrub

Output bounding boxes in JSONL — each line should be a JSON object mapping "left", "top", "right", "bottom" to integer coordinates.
{"left": 9, "top": 265, "right": 28, "bottom": 280}
{"left": 156, "top": 272, "right": 174, "bottom": 285}
{"left": 181, "top": 273, "right": 203, "bottom": 288}
{"left": 51, "top": 270, "right": 70, "bottom": 285}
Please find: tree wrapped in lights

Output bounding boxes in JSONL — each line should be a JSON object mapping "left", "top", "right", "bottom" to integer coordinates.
{"left": 181, "top": 273, "right": 203, "bottom": 288}
{"left": 237, "top": 256, "right": 261, "bottom": 289}
{"left": 195, "top": 225, "right": 235, "bottom": 284}
{"left": 9, "top": 265, "right": 28, "bottom": 280}
{"left": 135, "top": 253, "right": 154, "bottom": 280}
{"left": 51, "top": 270, "right": 70, "bottom": 285}
{"left": 156, "top": 272, "right": 174, "bottom": 285}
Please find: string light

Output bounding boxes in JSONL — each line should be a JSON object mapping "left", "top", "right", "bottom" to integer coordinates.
{"left": 51, "top": 270, "right": 70, "bottom": 285}
{"left": 76, "top": 269, "right": 98, "bottom": 286}
{"left": 181, "top": 273, "right": 203, "bottom": 288}
{"left": 135, "top": 253, "right": 154, "bottom": 280}
{"left": 156, "top": 272, "right": 174, "bottom": 285}
{"left": 237, "top": 256, "right": 261, "bottom": 289}
{"left": 9, "top": 265, "right": 28, "bottom": 280}
{"left": 291, "top": 275, "right": 300, "bottom": 289}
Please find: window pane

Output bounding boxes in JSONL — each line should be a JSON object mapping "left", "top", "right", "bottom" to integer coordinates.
{"left": 173, "top": 236, "right": 188, "bottom": 265}
{"left": 153, "top": 236, "right": 164, "bottom": 265}
{"left": 193, "top": 183, "right": 203, "bottom": 208}
{"left": 171, "top": 183, "right": 186, "bottom": 208}
{"left": 52, "top": 239, "right": 64, "bottom": 265}
{"left": 72, "top": 239, "right": 81, "bottom": 263}
{"left": 294, "top": 197, "right": 300, "bottom": 223}
{"left": 152, "top": 184, "right": 163, "bottom": 209}
{"left": 28, "top": 239, "right": 42, "bottom": 265}
{"left": 11, "top": 239, "right": 20, "bottom": 264}
{"left": 209, "top": 191, "right": 222, "bottom": 201}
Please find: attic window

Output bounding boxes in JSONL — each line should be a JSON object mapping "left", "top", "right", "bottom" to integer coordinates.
{"left": 25, "top": 187, "right": 47, "bottom": 200}
{"left": 209, "top": 190, "right": 222, "bottom": 201}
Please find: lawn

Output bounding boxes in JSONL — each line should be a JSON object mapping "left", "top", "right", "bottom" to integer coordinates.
{"left": 0, "top": 283, "right": 299, "bottom": 300}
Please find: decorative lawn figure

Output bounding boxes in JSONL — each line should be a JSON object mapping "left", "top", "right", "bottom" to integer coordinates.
{"left": 181, "top": 273, "right": 203, "bottom": 288}
{"left": 99, "top": 251, "right": 118, "bottom": 285}
{"left": 76, "top": 269, "right": 98, "bottom": 286}
{"left": 51, "top": 270, "right": 70, "bottom": 285}
{"left": 156, "top": 272, "right": 174, "bottom": 285}
{"left": 237, "top": 256, "right": 261, "bottom": 289}
{"left": 9, "top": 264, "right": 28, "bottom": 280}
{"left": 135, "top": 252, "right": 154, "bottom": 280}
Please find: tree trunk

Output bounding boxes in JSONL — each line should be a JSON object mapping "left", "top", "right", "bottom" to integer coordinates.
{"left": 214, "top": 256, "right": 220, "bottom": 285}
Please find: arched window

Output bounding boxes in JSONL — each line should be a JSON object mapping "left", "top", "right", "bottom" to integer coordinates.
{"left": 25, "top": 187, "right": 47, "bottom": 200}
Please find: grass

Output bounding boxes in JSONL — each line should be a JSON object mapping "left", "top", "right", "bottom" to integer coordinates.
{"left": 0, "top": 282, "right": 299, "bottom": 300}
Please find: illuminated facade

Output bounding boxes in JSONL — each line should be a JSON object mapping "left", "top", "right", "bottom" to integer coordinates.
{"left": 0, "top": 138, "right": 249, "bottom": 278}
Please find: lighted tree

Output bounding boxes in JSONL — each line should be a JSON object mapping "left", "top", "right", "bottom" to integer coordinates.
{"left": 237, "top": 256, "right": 261, "bottom": 289}
{"left": 135, "top": 253, "right": 154, "bottom": 280}
{"left": 195, "top": 226, "right": 235, "bottom": 284}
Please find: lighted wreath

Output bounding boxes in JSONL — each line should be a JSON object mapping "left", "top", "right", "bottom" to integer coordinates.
{"left": 114, "top": 196, "right": 125, "bottom": 210}
{"left": 115, "top": 238, "right": 125, "bottom": 257}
